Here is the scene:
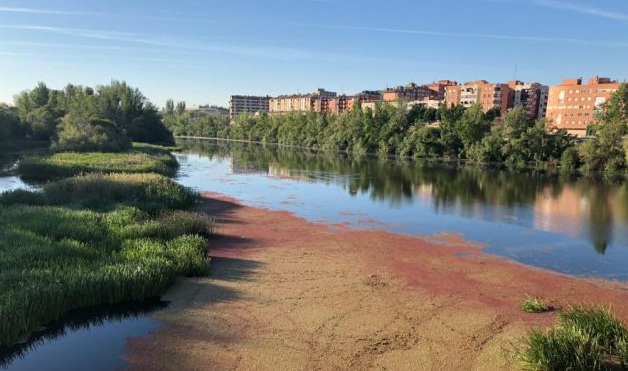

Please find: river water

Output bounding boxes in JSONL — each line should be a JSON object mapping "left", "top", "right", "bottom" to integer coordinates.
{"left": 175, "top": 138, "right": 628, "bottom": 281}
{"left": 1, "top": 138, "right": 628, "bottom": 369}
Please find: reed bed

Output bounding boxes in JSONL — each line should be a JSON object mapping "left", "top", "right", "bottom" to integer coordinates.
{"left": 0, "top": 205, "right": 211, "bottom": 347}
{"left": 18, "top": 147, "right": 178, "bottom": 181}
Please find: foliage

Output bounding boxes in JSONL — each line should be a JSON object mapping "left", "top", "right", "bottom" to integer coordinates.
{"left": 517, "top": 306, "right": 628, "bottom": 371}
{"left": 54, "top": 112, "right": 130, "bottom": 153}
{"left": 0, "top": 205, "right": 210, "bottom": 347}
{"left": 10, "top": 81, "right": 173, "bottom": 147}
{"left": 18, "top": 148, "right": 178, "bottom": 180}
{"left": 36, "top": 173, "right": 197, "bottom": 212}
{"left": 557, "top": 306, "right": 628, "bottom": 353}
{"left": 517, "top": 326, "right": 604, "bottom": 371}
{"left": 521, "top": 297, "right": 552, "bottom": 313}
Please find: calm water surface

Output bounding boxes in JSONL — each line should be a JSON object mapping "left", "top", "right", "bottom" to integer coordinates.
{"left": 0, "top": 300, "right": 167, "bottom": 371}
{"left": 175, "top": 138, "right": 628, "bottom": 281}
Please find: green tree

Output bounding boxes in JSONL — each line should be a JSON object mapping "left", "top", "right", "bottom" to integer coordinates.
{"left": 176, "top": 101, "right": 186, "bottom": 115}
{"left": 54, "top": 110, "right": 130, "bottom": 152}
{"left": 165, "top": 99, "right": 175, "bottom": 115}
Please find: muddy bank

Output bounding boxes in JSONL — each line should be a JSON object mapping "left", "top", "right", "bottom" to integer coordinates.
{"left": 124, "top": 193, "right": 628, "bottom": 371}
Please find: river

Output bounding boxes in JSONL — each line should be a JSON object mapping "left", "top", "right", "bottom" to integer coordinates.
{"left": 175, "top": 138, "right": 628, "bottom": 281}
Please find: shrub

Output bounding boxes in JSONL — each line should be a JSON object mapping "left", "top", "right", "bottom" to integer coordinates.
{"left": 521, "top": 297, "right": 552, "bottom": 314}
{"left": 560, "top": 147, "right": 581, "bottom": 172}
{"left": 517, "top": 327, "right": 604, "bottom": 371}
{"left": 558, "top": 306, "right": 628, "bottom": 352}
{"left": 54, "top": 114, "right": 131, "bottom": 153}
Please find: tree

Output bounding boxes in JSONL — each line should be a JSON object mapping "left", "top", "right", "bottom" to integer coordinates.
{"left": 54, "top": 111, "right": 130, "bottom": 152}
{"left": 165, "top": 99, "right": 175, "bottom": 115}
{"left": 438, "top": 104, "right": 465, "bottom": 158}
{"left": 579, "top": 83, "right": 628, "bottom": 173}
{"left": 456, "top": 104, "right": 490, "bottom": 156}
{"left": 176, "top": 101, "right": 186, "bottom": 115}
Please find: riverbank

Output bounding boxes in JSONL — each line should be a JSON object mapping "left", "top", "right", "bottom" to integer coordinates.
{"left": 124, "top": 193, "right": 628, "bottom": 371}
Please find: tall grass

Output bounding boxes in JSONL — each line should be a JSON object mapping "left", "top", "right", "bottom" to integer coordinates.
{"left": 517, "top": 327, "right": 604, "bottom": 371}
{"left": 521, "top": 297, "right": 552, "bottom": 313}
{"left": 558, "top": 306, "right": 628, "bottom": 353}
{"left": 0, "top": 173, "right": 198, "bottom": 213}
{"left": 0, "top": 205, "right": 212, "bottom": 347}
{"left": 517, "top": 306, "right": 628, "bottom": 370}
{"left": 18, "top": 149, "right": 177, "bottom": 181}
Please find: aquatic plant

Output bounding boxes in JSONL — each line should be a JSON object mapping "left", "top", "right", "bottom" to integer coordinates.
{"left": 18, "top": 146, "right": 178, "bottom": 181}
{"left": 0, "top": 205, "right": 212, "bottom": 348}
{"left": 0, "top": 173, "right": 197, "bottom": 213}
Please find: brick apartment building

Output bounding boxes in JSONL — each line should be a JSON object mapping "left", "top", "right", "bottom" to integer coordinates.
{"left": 505, "top": 81, "right": 549, "bottom": 120}
{"left": 269, "top": 89, "right": 337, "bottom": 114}
{"left": 383, "top": 83, "right": 437, "bottom": 102}
{"left": 545, "top": 77, "right": 621, "bottom": 137}
{"left": 426, "top": 80, "right": 458, "bottom": 101}
{"left": 229, "top": 95, "right": 270, "bottom": 118}
{"left": 445, "top": 80, "right": 511, "bottom": 113}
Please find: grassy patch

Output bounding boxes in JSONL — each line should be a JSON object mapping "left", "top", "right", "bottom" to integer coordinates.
{"left": 0, "top": 173, "right": 197, "bottom": 213}
{"left": 517, "top": 326, "right": 605, "bottom": 371}
{"left": 558, "top": 306, "right": 628, "bottom": 352}
{"left": 521, "top": 297, "right": 552, "bottom": 313}
{"left": 0, "top": 204, "right": 212, "bottom": 347}
{"left": 516, "top": 306, "right": 628, "bottom": 371}
{"left": 18, "top": 149, "right": 177, "bottom": 181}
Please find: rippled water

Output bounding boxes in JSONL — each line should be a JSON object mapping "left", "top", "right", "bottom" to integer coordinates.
{"left": 175, "top": 138, "right": 628, "bottom": 281}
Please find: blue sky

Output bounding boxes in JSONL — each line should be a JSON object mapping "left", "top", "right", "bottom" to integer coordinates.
{"left": 0, "top": 0, "right": 627, "bottom": 108}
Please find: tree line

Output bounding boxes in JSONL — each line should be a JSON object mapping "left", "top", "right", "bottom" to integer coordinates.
{"left": 0, "top": 81, "right": 173, "bottom": 152}
{"left": 164, "top": 83, "right": 628, "bottom": 175}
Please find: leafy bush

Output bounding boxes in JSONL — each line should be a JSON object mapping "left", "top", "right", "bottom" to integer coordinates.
{"left": 54, "top": 113, "right": 130, "bottom": 153}
{"left": 517, "top": 327, "right": 604, "bottom": 371}
{"left": 560, "top": 147, "right": 582, "bottom": 172}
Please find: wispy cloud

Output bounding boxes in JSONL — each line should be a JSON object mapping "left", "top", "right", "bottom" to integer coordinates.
{"left": 289, "top": 22, "right": 628, "bottom": 48}
{"left": 0, "top": 7, "right": 94, "bottom": 16}
{"left": 0, "top": 6, "right": 207, "bottom": 22}
{"left": 533, "top": 0, "right": 628, "bottom": 21}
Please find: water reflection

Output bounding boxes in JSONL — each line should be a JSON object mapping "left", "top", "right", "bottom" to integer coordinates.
{"left": 0, "top": 299, "right": 168, "bottom": 371}
{"left": 176, "top": 139, "right": 628, "bottom": 280}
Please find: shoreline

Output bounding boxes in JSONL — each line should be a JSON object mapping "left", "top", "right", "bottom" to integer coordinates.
{"left": 124, "top": 192, "right": 628, "bottom": 371}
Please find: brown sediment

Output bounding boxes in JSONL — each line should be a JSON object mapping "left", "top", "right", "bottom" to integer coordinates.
{"left": 124, "top": 192, "right": 628, "bottom": 371}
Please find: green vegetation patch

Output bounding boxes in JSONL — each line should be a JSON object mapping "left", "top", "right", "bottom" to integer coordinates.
{"left": 516, "top": 306, "right": 628, "bottom": 371}
{"left": 517, "top": 326, "right": 605, "bottom": 371}
{"left": 521, "top": 297, "right": 552, "bottom": 314}
{"left": 0, "top": 205, "right": 212, "bottom": 347}
{"left": 558, "top": 306, "right": 628, "bottom": 353}
{"left": 18, "top": 149, "right": 178, "bottom": 180}
{"left": 0, "top": 173, "right": 197, "bottom": 213}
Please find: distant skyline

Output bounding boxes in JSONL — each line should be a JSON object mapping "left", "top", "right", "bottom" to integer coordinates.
{"left": 0, "top": 0, "right": 627, "bottom": 108}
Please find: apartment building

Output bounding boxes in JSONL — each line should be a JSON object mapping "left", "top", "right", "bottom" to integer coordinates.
{"left": 505, "top": 81, "right": 549, "bottom": 120}
{"left": 383, "top": 82, "right": 437, "bottom": 102}
{"left": 445, "top": 80, "right": 510, "bottom": 113}
{"left": 269, "top": 89, "right": 337, "bottom": 114}
{"left": 546, "top": 77, "right": 621, "bottom": 137}
{"left": 426, "top": 80, "right": 458, "bottom": 101}
{"left": 229, "top": 95, "right": 270, "bottom": 118}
